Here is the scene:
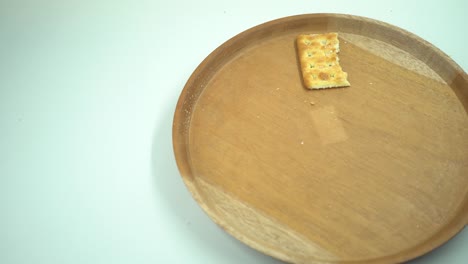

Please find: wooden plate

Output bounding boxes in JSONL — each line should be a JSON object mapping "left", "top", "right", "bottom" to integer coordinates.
{"left": 172, "top": 14, "right": 468, "bottom": 264}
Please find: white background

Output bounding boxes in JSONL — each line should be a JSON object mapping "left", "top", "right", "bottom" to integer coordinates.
{"left": 1, "top": 0, "right": 467, "bottom": 263}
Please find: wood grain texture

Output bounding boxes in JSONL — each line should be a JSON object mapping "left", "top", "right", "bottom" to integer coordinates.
{"left": 173, "top": 14, "right": 468, "bottom": 264}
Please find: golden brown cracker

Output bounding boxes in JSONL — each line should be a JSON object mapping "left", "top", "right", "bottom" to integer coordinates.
{"left": 296, "top": 33, "right": 350, "bottom": 89}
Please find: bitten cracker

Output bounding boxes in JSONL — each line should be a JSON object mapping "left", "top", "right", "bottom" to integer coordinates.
{"left": 296, "top": 33, "right": 350, "bottom": 89}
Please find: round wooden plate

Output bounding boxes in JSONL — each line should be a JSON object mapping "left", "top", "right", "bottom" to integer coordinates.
{"left": 173, "top": 14, "right": 468, "bottom": 264}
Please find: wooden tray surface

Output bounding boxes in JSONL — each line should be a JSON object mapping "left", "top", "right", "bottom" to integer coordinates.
{"left": 173, "top": 14, "right": 468, "bottom": 264}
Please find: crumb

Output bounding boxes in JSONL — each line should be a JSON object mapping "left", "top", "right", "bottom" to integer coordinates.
{"left": 256, "top": 115, "right": 260, "bottom": 118}
{"left": 310, "top": 101, "right": 315, "bottom": 105}
{"left": 276, "top": 87, "right": 280, "bottom": 90}
{"left": 300, "top": 141, "right": 304, "bottom": 145}
{"left": 369, "top": 82, "right": 373, "bottom": 85}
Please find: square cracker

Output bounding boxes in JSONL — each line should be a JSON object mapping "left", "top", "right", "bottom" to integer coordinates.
{"left": 296, "top": 33, "right": 350, "bottom": 89}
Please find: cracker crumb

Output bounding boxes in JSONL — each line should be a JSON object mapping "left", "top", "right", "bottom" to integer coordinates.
{"left": 276, "top": 87, "right": 280, "bottom": 90}
{"left": 310, "top": 101, "right": 315, "bottom": 105}
{"left": 300, "top": 141, "right": 304, "bottom": 145}
{"left": 369, "top": 82, "right": 373, "bottom": 85}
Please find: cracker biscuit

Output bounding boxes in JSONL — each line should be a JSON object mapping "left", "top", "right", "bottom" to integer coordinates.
{"left": 296, "top": 33, "right": 350, "bottom": 89}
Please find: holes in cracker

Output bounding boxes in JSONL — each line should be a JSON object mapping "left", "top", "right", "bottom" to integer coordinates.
{"left": 307, "top": 51, "right": 313, "bottom": 57}
{"left": 321, "top": 40, "right": 328, "bottom": 45}
{"left": 304, "top": 40, "right": 312, "bottom": 45}
{"left": 309, "top": 63, "right": 315, "bottom": 69}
